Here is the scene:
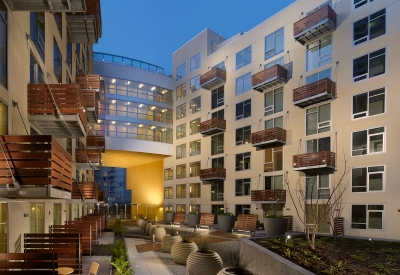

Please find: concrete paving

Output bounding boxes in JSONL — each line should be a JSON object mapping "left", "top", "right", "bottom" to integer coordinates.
{"left": 82, "top": 256, "right": 111, "bottom": 275}
{"left": 98, "top": 232, "right": 115, "bottom": 245}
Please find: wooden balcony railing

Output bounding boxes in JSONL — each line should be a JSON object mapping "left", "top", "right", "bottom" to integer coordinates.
{"left": 98, "top": 190, "right": 104, "bottom": 201}
{"left": 251, "top": 190, "right": 286, "bottom": 202}
{"left": 75, "top": 148, "right": 101, "bottom": 170}
{"left": 293, "top": 150, "right": 335, "bottom": 171}
{"left": 200, "top": 168, "right": 226, "bottom": 181}
{"left": 200, "top": 118, "right": 226, "bottom": 136}
{"left": 252, "top": 65, "right": 287, "bottom": 92}
{"left": 76, "top": 74, "right": 101, "bottom": 91}
{"left": 0, "top": 135, "right": 72, "bottom": 198}
{"left": 293, "top": 78, "right": 336, "bottom": 108}
{"left": 28, "top": 84, "right": 88, "bottom": 138}
{"left": 251, "top": 127, "right": 286, "bottom": 150}
{"left": 82, "top": 89, "right": 99, "bottom": 123}
{"left": 293, "top": 4, "right": 337, "bottom": 45}
{"left": 72, "top": 181, "right": 99, "bottom": 200}
{"left": 86, "top": 136, "right": 105, "bottom": 152}
{"left": 200, "top": 68, "right": 226, "bottom": 90}
{"left": 4, "top": 0, "right": 72, "bottom": 11}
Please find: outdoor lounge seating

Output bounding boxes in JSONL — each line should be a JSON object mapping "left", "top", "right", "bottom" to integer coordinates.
{"left": 232, "top": 214, "right": 258, "bottom": 236}
{"left": 0, "top": 252, "right": 58, "bottom": 274}
{"left": 198, "top": 213, "right": 215, "bottom": 230}
{"left": 171, "top": 212, "right": 185, "bottom": 226}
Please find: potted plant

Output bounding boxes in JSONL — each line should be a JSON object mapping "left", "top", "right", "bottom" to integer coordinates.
{"left": 263, "top": 199, "right": 287, "bottom": 236}
{"left": 164, "top": 210, "right": 175, "bottom": 224}
{"left": 161, "top": 229, "right": 182, "bottom": 253}
{"left": 187, "top": 201, "right": 201, "bottom": 228}
{"left": 218, "top": 251, "right": 254, "bottom": 275}
{"left": 146, "top": 222, "right": 155, "bottom": 236}
{"left": 187, "top": 236, "right": 223, "bottom": 275}
{"left": 171, "top": 231, "right": 197, "bottom": 265}
{"left": 218, "top": 212, "right": 235, "bottom": 232}
{"left": 150, "top": 224, "right": 166, "bottom": 241}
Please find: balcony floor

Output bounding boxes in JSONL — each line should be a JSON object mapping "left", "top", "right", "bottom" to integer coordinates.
{"left": 0, "top": 185, "right": 71, "bottom": 199}
{"left": 75, "top": 162, "right": 101, "bottom": 170}
{"left": 201, "top": 127, "right": 226, "bottom": 137}
{"left": 29, "top": 114, "right": 87, "bottom": 138}
{"left": 293, "top": 164, "right": 335, "bottom": 172}
{"left": 201, "top": 178, "right": 226, "bottom": 183}
{"left": 252, "top": 139, "right": 286, "bottom": 151}
{"left": 87, "top": 107, "right": 98, "bottom": 123}
{"left": 294, "top": 91, "right": 335, "bottom": 108}
{"left": 200, "top": 78, "right": 226, "bottom": 91}
{"left": 252, "top": 77, "right": 286, "bottom": 92}
{"left": 294, "top": 19, "right": 336, "bottom": 45}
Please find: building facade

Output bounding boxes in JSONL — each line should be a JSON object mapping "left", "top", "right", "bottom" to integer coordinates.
{"left": 164, "top": 0, "right": 400, "bottom": 240}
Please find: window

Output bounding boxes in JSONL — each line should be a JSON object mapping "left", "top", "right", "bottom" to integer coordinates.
{"left": 264, "top": 57, "right": 284, "bottom": 69}
{"left": 352, "top": 165, "right": 384, "bottom": 192}
{"left": 190, "top": 118, "right": 201, "bottom": 135}
{"left": 176, "top": 144, "right": 186, "bottom": 159}
{"left": 306, "top": 137, "right": 331, "bottom": 153}
{"left": 306, "top": 68, "right": 331, "bottom": 84}
{"left": 211, "top": 182, "right": 224, "bottom": 201}
{"left": 211, "top": 133, "right": 224, "bottom": 155}
{"left": 190, "top": 75, "right": 200, "bottom": 93}
{"left": 66, "top": 138, "right": 72, "bottom": 155}
{"left": 236, "top": 46, "right": 251, "bottom": 70}
{"left": 352, "top": 127, "right": 384, "bottom": 156}
{"left": 190, "top": 161, "right": 200, "bottom": 177}
{"left": 351, "top": 204, "right": 383, "bottom": 230}
{"left": 306, "top": 35, "right": 332, "bottom": 72}
{"left": 176, "top": 204, "right": 186, "bottom": 213}
{"left": 189, "top": 140, "right": 201, "bottom": 156}
{"left": 53, "top": 204, "right": 62, "bottom": 225}
{"left": 190, "top": 204, "right": 201, "bottom": 213}
{"left": 212, "top": 157, "right": 224, "bottom": 168}
{"left": 353, "top": 48, "right": 385, "bottom": 82}
{"left": 265, "top": 175, "right": 284, "bottom": 190}
{"left": 236, "top": 99, "right": 251, "bottom": 120}
{"left": 235, "top": 72, "right": 252, "bottom": 95}
{"left": 354, "top": 9, "right": 385, "bottom": 46}
{"left": 176, "top": 164, "right": 186, "bottom": 179}
{"left": 190, "top": 96, "right": 201, "bottom": 114}
{"left": 30, "top": 54, "right": 44, "bottom": 84}
{"left": 353, "top": 87, "right": 385, "bottom": 119}
{"left": 265, "top": 116, "right": 283, "bottom": 130}
{"left": 306, "top": 103, "right": 331, "bottom": 135}
{"left": 354, "top": 0, "right": 375, "bottom": 10}
{"left": 164, "top": 168, "right": 173, "bottom": 181}
{"left": 53, "top": 38, "right": 62, "bottom": 83}
{"left": 236, "top": 152, "right": 251, "bottom": 171}
{"left": 0, "top": 2, "right": 7, "bottom": 88}
{"left": 176, "top": 103, "right": 186, "bottom": 120}
{"left": 176, "top": 184, "right": 186, "bottom": 198}
{"left": 176, "top": 83, "right": 186, "bottom": 100}
{"left": 212, "top": 109, "right": 224, "bottom": 119}
{"left": 164, "top": 187, "right": 173, "bottom": 199}
{"left": 176, "top": 123, "right": 186, "bottom": 140}
{"left": 235, "top": 179, "right": 250, "bottom": 196}
{"left": 265, "top": 27, "right": 284, "bottom": 60}
{"left": 235, "top": 205, "right": 251, "bottom": 216}
{"left": 176, "top": 62, "right": 186, "bottom": 80}
{"left": 30, "top": 203, "right": 45, "bottom": 233}
{"left": 66, "top": 33, "right": 72, "bottom": 73}
{"left": 189, "top": 183, "right": 201, "bottom": 198}
{"left": 264, "top": 146, "right": 283, "bottom": 172}
{"left": 213, "top": 61, "right": 226, "bottom": 71}
{"left": 190, "top": 53, "right": 201, "bottom": 72}
{"left": 30, "top": 12, "right": 45, "bottom": 61}
{"left": 211, "top": 86, "right": 224, "bottom": 109}
{"left": 236, "top": 126, "right": 251, "bottom": 145}
{"left": 265, "top": 87, "right": 283, "bottom": 116}
{"left": 306, "top": 172, "right": 330, "bottom": 199}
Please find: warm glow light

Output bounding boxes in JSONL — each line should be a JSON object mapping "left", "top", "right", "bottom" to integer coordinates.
{"left": 126, "top": 122, "right": 130, "bottom": 126}
{"left": 150, "top": 126, "right": 155, "bottom": 129}
{"left": 161, "top": 128, "right": 165, "bottom": 132}
{"left": 127, "top": 81, "right": 130, "bottom": 85}
{"left": 98, "top": 119, "right": 101, "bottom": 123}
{"left": 111, "top": 99, "right": 116, "bottom": 104}
{"left": 161, "top": 109, "right": 165, "bottom": 113}
{"left": 111, "top": 121, "right": 116, "bottom": 124}
{"left": 151, "top": 86, "right": 156, "bottom": 91}
{"left": 139, "top": 83, "right": 144, "bottom": 88}
{"left": 139, "top": 124, "right": 143, "bottom": 127}
{"left": 150, "top": 106, "right": 156, "bottom": 110}
{"left": 139, "top": 104, "right": 144, "bottom": 108}
{"left": 111, "top": 78, "right": 116, "bottom": 83}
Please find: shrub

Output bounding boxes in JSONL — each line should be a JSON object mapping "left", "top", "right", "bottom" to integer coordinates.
{"left": 219, "top": 212, "right": 234, "bottom": 216}
{"left": 113, "top": 218, "right": 124, "bottom": 236}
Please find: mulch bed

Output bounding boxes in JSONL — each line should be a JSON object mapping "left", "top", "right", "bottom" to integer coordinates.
{"left": 252, "top": 235, "right": 400, "bottom": 275}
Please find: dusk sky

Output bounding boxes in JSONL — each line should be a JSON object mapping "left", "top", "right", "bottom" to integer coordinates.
{"left": 94, "top": 0, "right": 296, "bottom": 74}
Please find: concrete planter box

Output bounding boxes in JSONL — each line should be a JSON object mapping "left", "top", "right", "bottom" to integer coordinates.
{"left": 263, "top": 218, "right": 287, "bottom": 236}
{"left": 240, "top": 238, "right": 315, "bottom": 275}
{"left": 187, "top": 214, "right": 201, "bottom": 228}
{"left": 165, "top": 212, "right": 175, "bottom": 224}
{"left": 218, "top": 215, "right": 235, "bottom": 232}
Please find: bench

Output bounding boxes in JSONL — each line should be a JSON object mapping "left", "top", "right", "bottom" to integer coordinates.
{"left": 171, "top": 212, "right": 185, "bottom": 226}
{"left": 232, "top": 214, "right": 258, "bottom": 236}
{"left": 198, "top": 213, "right": 215, "bottom": 230}
{"left": 0, "top": 252, "right": 58, "bottom": 274}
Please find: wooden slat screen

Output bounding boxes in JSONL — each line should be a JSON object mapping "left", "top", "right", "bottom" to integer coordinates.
{"left": 293, "top": 78, "right": 336, "bottom": 103}
{"left": 97, "top": 190, "right": 104, "bottom": 201}
{"left": 292, "top": 150, "right": 335, "bottom": 169}
{"left": 293, "top": 4, "right": 337, "bottom": 36}
{"left": 86, "top": 136, "right": 105, "bottom": 148}
{"left": 75, "top": 148, "right": 101, "bottom": 164}
{"left": 200, "top": 118, "right": 226, "bottom": 133}
{"left": 86, "top": 213, "right": 107, "bottom": 228}
{"left": 67, "top": 220, "right": 98, "bottom": 244}
{"left": 0, "top": 252, "right": 58, "bottom": 274}
{"left": 333, "top": 217, "right": 344, "bottom": 236}
{"left": 0, "top": 135, "right": 72, "bottom": 190}
{"left": 252, "top": 64, "right": 287, "bottom": 87}
{"left": 284, "top": 215, "right": 293, "bottom": 231}
{"left": 75, "top": 75, "right": 100, "bottom": 91}
{"left": 251, "top": 190, "right": 286, "bottom": 202}
{"left": 200, "top": 67, "right": 226, "bottom": 86}
{"left": 71, "top": 181, "right": 98, "bottom": 200}
{"left": 251, "top": 127, "right": 286, "bottom": 145}
{"left": 50, "top": 225, "right": 92, "bottom": 255}
{"left": 199, "top": 168, "right": 226, "bottom": 181}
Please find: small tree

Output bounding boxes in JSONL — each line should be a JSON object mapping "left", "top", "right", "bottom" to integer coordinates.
{"left": 285, "top": 153, "right": 350, "bottom": 249}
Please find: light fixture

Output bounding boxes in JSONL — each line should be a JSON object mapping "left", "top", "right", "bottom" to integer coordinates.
{"left": 150, "top": 106, "right": 156, "bottom": 110}
{"left": 162, "top": 90, "right": 166, "bottom": 94}
{"left": 111, "top": 121, "right": 116, "bottom": 124}
{"left": 127, "top": 102, "right": 130, "bottom": 105}
{"left": 98, "top": 119, "right": 101, "bottom": 123}
{"left": 111, "top": 78, "right": 116, "bottom": 83}
{"left": 127, "top": 81, "right": 130, "bottom": 85}
{"left": 139, "top": 83, "right": 144, "bottom": 88}
{"left": 139, "top": 104, "right": 144, "bottom": 108}
{"left": 111, "top": 99, "right": 116, "bottom": 104}
{"left": 150, "top": 126, "right": 155, "bottom": 129}
{"left": 161, "top": 109, "right": 166, "bottom": 113}
{"left": 125, "top": 122, "right": 130, "bottom": 126}
{"left": 139, "top": 124, "right": 143, "bottom": 127}
{"left": 83, "top": 109, "right": 86, "bottom": 112}
{"left": 151, "top": 86, "right": 156, "bottom": 91}
{"left": 161, "top": 128, "right": 165, "bottom": 132}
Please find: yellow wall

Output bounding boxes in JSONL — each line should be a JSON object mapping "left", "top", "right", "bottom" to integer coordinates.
{"left": 126, "top": 160, "right": 164, "bottom": 221}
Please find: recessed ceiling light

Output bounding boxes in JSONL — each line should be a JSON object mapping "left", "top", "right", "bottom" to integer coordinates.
{"left": 111, "top": 99, "right": 116, "bottom": 104}
{"left": 111, "top": 121, "right": 116, "bottom": 124}
{"left": 139, "top": 83, "right": 144, "bottom": 88}
{"left": 111, "top": 78, "right": 116, "bottom": 83}
{"left": 139, "top": 124, "right": 143, "bottom": 127}
{"left": 139, "top": 104, "right": 144, "bottom": 108}
{"left": 98, "top": 119, "right": 101, "bottom": 123}
{"left": 151, "top": 86, "right": 156, "bottom": 91}
{"left": 150, "top": 126, "right": 155, "bottom": 129}
{"left": 151, "top": 106, "right": 156, "bottom": 110}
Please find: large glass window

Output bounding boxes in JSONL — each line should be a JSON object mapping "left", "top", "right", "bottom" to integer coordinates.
{"left": 0, "top": 203, "right": 7, "bottom": 252}
{"left": 354, "top": 9, "right": 385, "bottom": 46}
{"left": 306, "top": 35, "right": 332, "bottom": 72}
{"left": 264, "top": 57, "right": 284, "bottom": 69}
{"left": 189, "top": 140, "right": 201, "bottom": 156}
{"left": 306, "top": 137, "right": 331, "bottom": 153}
{"left": 176, "top": 123, "right": 186, "bottom": 140}
{"left": 211, "top": 182, "right": 224, "bottom": 201}
{"left": 305, "top": 172, "right": 330, "bottom": 199}
{"left": 211, "top": 133, "right": 224, "bottom": 155}
{"left": 213, "top": 61, "right": 226, "bottom": 71}
{"left": 176, "top": 184, "right": 186, "bottom": 198}
{"left": 264, "top": 87, "right": 283, "bottom": 116}
{"left": 235, "top": 205, "right": 251, "bottom": 216}
{"left": 354, "top": 0, "right": 375, "bottom": 10}
{"left": 176, "top": 62, "right": 186, "bottom": 81}
{"left": 53, "top": 204, "right": 62, "bottom": 225}
{"left": 352, "top": 204, "right": 384, "bottom": 230}
{"left": 265, "top": 175, "right": 284, "bottom": 190}
{"left": 190, "top": 118, "right": 201, "bottom": 135}
{"left": 352, "top": 165, "right": 384, "bottom": 192}
{"left": 235, "top": 179, "right": 251, "bottom": 196}
{"left": 164, "top": 187, "right": 173, "bottom": 199}
{"left": 30, "top": 12, "right": 45, "bottom": 62}
{"left": 236, "top": 99, "right": 251, "bottom": 120}
{"left": 353, "top": 87, "right": 385, "bottom": 119}
{"left": 176, "top": 103, "right": 186, "bottom": 120}
{"left": 176, "top": 83, "right": 186, "bottom": 100}
{"left": 352, "top": 127, "right": 384, "bottom": 156}
{"left": 30, "top": 203, "right": 45, "bottom": 233}
{"left": 235, "top": 72, "right": 252, "bottom": 95}
{"left": 30, "top": 54, "right": 44, "bottom": 84}
{"left": 176, "top": 144, "right": 186, "bottom": 159}
{"left": 176, "top": 164, "right": 186, "bottom": 179}
{"left": 306, "top": 68, "right": 331, "bottom": 84}
{"left": 53, "top": 38, "right": 62, "bottom": 83}
{"left": 190, "top": 183, "right": 201, "bottom": 198}
{"left": 190, "top": 161, "right": 200, "bottom": 177}
{"left": 265, "top": 116, "right": 283, "bottom": 129}
{"left": 236, "top": 46, "right": 251, "bottom": 70}
{"left": 190, "top": 75, "right": 200, "bottom": 93}
{"left": 235, "top": 126, "right": 251, "bottom": 145}
{"left": 212, "top": 157, "right": 224, "bottom": 168}
{"left": 176, "top": 204, "right": 186, "bottom": 213}
{"left": 66, "top": 34, "right": 72, "bottom": 73}
{"left": 190, "top": 53, "right": 201, "bottom": 72}
{"left": 190, "top": 96, "right": 201, "bottom": 114}
{"left": 306, "top": 103, "right": 331, "bottom": 135}
{"left": 212, "top": 86, "right": 224, "bottom": 109}
{"left": 353, "top": 48, "right": 385, "bottom": 82}
{"left": 264, "top": 146, "right": 283, "bottom": 172}
{"left": 0, "top": 2, "right": 7, "bottom": 88}
{"left": 265, "top": 27, "right": 284, "bottom": 60}
{"left": 212, "top": 109, "right": 224, "bottom": 119}
{"left": 235, "top": 152, "right": 251, "bottom": 171}
{"left": 164, "top": 168, "right": 173, "bottom": 181}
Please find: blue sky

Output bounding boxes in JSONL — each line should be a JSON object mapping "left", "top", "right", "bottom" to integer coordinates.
{"left": 94, "top": 0, "right": 296, "bottom": 74}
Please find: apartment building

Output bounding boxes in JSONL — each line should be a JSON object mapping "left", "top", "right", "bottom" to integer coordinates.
{"left": 164, "top": 0, "right": 400, "bottom": 240}
{"left": 0, "top": 0, "right": 104, "bottom": 252}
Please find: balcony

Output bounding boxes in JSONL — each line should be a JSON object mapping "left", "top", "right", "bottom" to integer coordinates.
{"left": 0, "top": 135, "right": 72, "bottom": 199}
{"left": 200, "top": 168, "right": 226, "bottom": 182}
{"left": 293, "top": 4, "right": 337, "bottom": 45}
{"left": 4, "top": 0, "right": 72, "bottom": 11}
{"left": 252, "top": 65, "right": 287, "bottom": 92}
{"left": 82, "top": 89, "right": 99, "bottom": 123}
{"left": 71, "top": 181, "right": 98, "bottom": 201}
{"left": 251, "top": 190, "right": 286, "bottom": 203}
{"left": 200, "top": 118, "right": 226, "bottom": 136}
{"left": 28, "top": 84, "right": 88, "bottom": 138}
{"left": 76, "top": 74, "right": 101, "bottom": 91}
{"left": 75, "top": 148, "right": 101, "bottom": 170}
{"left": 98, "top": 190, "right": 104, "bottom": 202}
{"left": 200, "top": 68, "right": 226, "bottom": 91}
{"left": 66, "top": 0, "right": 102, "bottom": 44}
{"left": 293, "top": 150, "right": 335, "bottom": 171}
{"left": 86, "top": 135, "right": 105, "bottom": 152}
{"left": 293, "top": 78, "right": 336, "bottom": 108}
{"left": 251, "top": 127, "right": 286, "bottom": 150}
